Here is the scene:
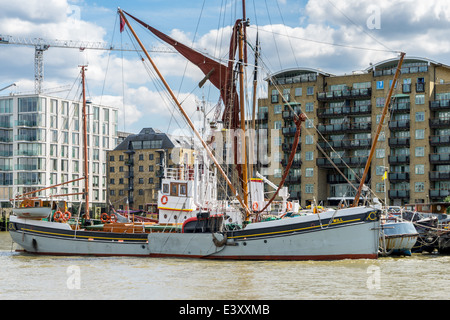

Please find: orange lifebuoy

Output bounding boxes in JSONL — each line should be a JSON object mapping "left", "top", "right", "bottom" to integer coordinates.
{"left": 53, "top": 211, "right": 62, "bottom": 222}
{"left": 109, "top": 213, "right": 117, "bottom": 223}
{"left": 252, "top": 202, "right": 259, "bottom": 211}
{"left": 101, "top": 212, "right": 109, "bottom": 223}
{"left": 161, "top": 195, "right": 168, "bottom": 205}
{"left": 286, "top": 202, "right": 293, "bottom": 211}
{"left": 64, "top": 211, "right": 71, "bottom": 221}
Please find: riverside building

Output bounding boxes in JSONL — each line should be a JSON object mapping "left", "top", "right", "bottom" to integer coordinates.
{"left": 106, "top": 128, "right": 194, "bottom": 211}
{"left": 257, "top": 56, "right": 450, "bottom": 207}
{"left": 0, "top": 94, "right": 119, "bottom": 213}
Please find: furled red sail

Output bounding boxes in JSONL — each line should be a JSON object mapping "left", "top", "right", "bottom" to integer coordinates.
{"left": 123, "top": 11, "right": 241, "bottom": 129}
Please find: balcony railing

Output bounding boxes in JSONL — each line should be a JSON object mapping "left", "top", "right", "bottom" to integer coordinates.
{"left": 389, "top": 190, "right": 410, "bottom": 199}
{"left": 388, "top": 155, "right": 410, "bottom": 164}
{"left": 389, "top": 120, "right": 410, "bottom": 131}
{"left": 429, "top": 135, "right": 450, "bottom": 146}
{"left": 391, "top": 102, "right": 410, "bottom": 113}
{"left": 388, "top": 137, "right": 410, "bottom": 147}
{"left": 429, "top": 153, "right": 450, "bottom": 164}
{"left": 429, "top": 189, "right": 450, "bottom": 199}
{"left": 318, "top": 138, "right": 371, "bottom": 150}
{"left": 317, "top": 88, "right": 371, "bottom": 101}
{"left": 430, "top": 99, "right": 450, "bottom": 110}
{"left": 316, "top": 156, "right": 368, "bottom": 168}
{"left": 429, "top": 118, "right": 450, "bottom": 128}
{"left": 429, "top": 171, "right": 450, "bottom": 181}
{"left": 389, "top": 172, "right": 410, "bottom": 181}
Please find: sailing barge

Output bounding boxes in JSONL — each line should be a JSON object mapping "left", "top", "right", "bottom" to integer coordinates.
{"left": 8, "top": 7, "right": 389, "bottom": 260}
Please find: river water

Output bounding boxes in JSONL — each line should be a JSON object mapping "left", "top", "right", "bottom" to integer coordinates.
{"left": 0, "top": 232, "right": 448, "bottom": 301}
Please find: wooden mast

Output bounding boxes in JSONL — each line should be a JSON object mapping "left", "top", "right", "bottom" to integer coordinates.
{"left": 117, "top": 8, "right": 252, "bottom": 218}
{"left": 238, "top": 21, "right": 249, "bottom": 217}
{"left": 80, "top": 65, "right": 90, "bottom": 219}
{"left": 352, "top": 52, "right": 405, "bottom": 207}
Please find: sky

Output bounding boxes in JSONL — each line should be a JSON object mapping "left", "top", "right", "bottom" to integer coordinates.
{"left": 1, "top": 0, "right": 450, "bottom": 136}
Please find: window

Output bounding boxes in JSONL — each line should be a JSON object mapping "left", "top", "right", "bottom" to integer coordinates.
{"left": 139, "top": 178, "right": 144, "bottom": 184}
{"left": 109, "top": 166, "right": 114, "bottom": 172}
{"left": 163, "top": 183, "right": 169, "bottom": 194}
{"left": 415, "top": 164, "right": 425, "bottom": 175}
{"left": 179, "top": 183, "right": 187, "bottom": 196}
{"left": 305, "top": 184, "right": 313, "bottom": 193}
{"left": 295, "top": 87, "right": 302, "bottom": 96}
{"left": 274, "top": 105, "right": 282, "bottom": 114}
{"left": 415, "top": 147, "right": 425, "bottom": 157}
{"left": 305, "top": 151, "right": 314, "bottom": 161}
{"left": 305, "top": 135, "right": 314, "bottom": 144}
{"left": 149, "top": 165, "right": 154, "bottom": 172}
{"left": 139, "top": 189, "right": 144, "bottom": 195}
{"left": 305, "top": 168, "right": 314, "bottom": 177}
{"left": 415, "top": 182, "right": 425, "bottom": 192}
{"left": 415, "top": 129, "right": 425, "bottom": 140}
{"left": 274, "top": 121, "right": 282, "bottom": 129}
{"left": 139, "top": 154, "right": 144, "bottom": 160}
{"left": 415, "top": 94, "right": 425, "bottom": 105}
{"left": 305, "top": 102, "right": 314, "bottom": 112}
{"left": 376, "top": 183, "right": 385, "bottom": 193}
{"left": 149, "top": 178, "right": 154, "bottom": 184}
{"left": 376, "top": 97, "right": 385, "bottom": 107}
{"left": 109, "top": 155, "right": 115, "bottom": 161}
{"left": 149, "top": 153, "right": 154, "bottom": 160}
{"left": 376, "top": 149, "right": 385, "bottom": 158}
{"left": 271, "top": 90, "right": 278, "bottom": 103}
{"left": 415, "top": 112, "right": 425, "bottom": 122}
{"left": 139, "top": 166, "right": 144, "bottom": 172}
{"left": 307, "top": 86, "right": 314, "bottom": 95}
{"left": 376, "top": 166, "right": 385, "bottom": 176}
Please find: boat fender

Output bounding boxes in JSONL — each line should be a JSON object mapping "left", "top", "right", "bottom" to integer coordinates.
{"left": 212, "top": 232, "right": 227, "bottom": 247}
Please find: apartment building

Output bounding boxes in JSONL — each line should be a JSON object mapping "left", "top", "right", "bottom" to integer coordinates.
{"left": 106, "top": 128, "right": 194, "bottom": 211}
{"left": 257, "top": 56, "right": 450, "bottom": 207}
{"left": 0, "top": 94, "right": 119, "bottom": 212}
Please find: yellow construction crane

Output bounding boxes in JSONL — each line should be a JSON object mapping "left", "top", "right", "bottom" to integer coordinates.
{"left": 0, "top": 34, "right": 174, "bottom": 94}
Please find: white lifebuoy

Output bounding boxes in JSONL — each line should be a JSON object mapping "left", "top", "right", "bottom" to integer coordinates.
{"left": 161, "top": 195, "right": 168, "bottom": 205}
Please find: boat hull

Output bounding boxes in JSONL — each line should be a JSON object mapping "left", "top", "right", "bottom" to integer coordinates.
{"left": 9, "top": 207, "right": 381, "bottom": 260}
{"left": 149, "top": 207, "right": 381, "bottom": 260}
{"left": 9, "top": 216, "right": 150, "bottom": 256}
{"left": 380, "top": 221, "right": 418, "bottom": 256}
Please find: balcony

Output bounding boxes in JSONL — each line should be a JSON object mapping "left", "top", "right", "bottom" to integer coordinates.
{"left": 391, "top": 102, "right": 410, "bottom": 113}
{"left": 389, "top": 190, "right": 410, "bottom": 199}
{"left": 429, "top": 153, "right": 450, "bottom": 164}
{"left": 281, "top": 159, "right": 302, "bottom": 168}
{"left": 318, "top": 138, "right": 371, "bottom": 150}
{"left": 389, "top": 120, "right": 410, "bottom": 131}
{"left": 429, "top": 117, "right": 450, "bottom": 128}
{"left": 388, "top": 172, "right": 410, "bottom": 181}
{"left": 429, "top": 100, "right": 450, "bottom": 110}
{"left": 429, "top": 171, "right": 450, "bottom": 181}
{"left": 317, "top": 88, "right": 371, "bottom": 101}
{"left": 429, "top": 135, "right": 450, "bottom": 146}
{"left": 388, "top": 137, "right": 410, "bottom": 147}
{"left": 285, "top": 175, "right": 301, "bottom": 184}
{"left": 429, "top": 189, "right": 450, "bottom": 199}
{"left": 282, "top": 143, "right": 300, "bottom": 153}
{"left": 317, "top": 106, "right": 351, "bottom": 118}
{"left": 282, "top": 127, "right": 297, "bottom": 136}
{"left": 388, "top": 155, "right": 410, "bottom": 164}
{"left": 316, "top": 156, "right": 368, "bottom": 168}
